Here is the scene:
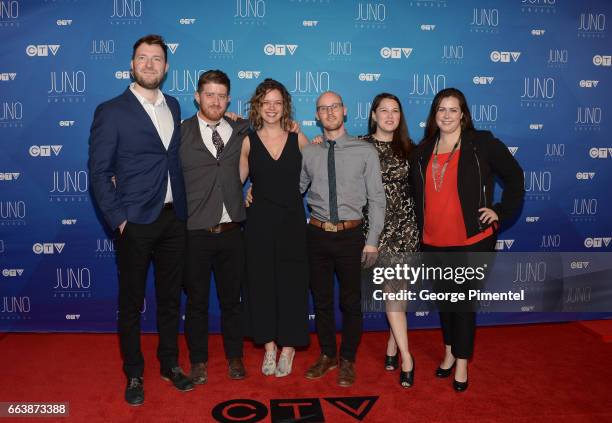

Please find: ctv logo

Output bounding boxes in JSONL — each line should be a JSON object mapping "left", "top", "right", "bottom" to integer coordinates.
{"left": 33, "top": 243, "right": 65, "bottom": 254}
{"left": 302, "top": 120, "right": 317, "bottom": 127}
{"left": 29, "top": 145, "right": 62, "bottom": 157}
{"left": 238, "top": 71, "right": 261, "bottom": 79}
{"left": 303, "top": 20, "right": 318, "bottom": 27}
{"left": 473, "top": 76, "right": 494, "bottom": 85}
{"left": 2, "top": 269, "right": 24, "bottom": 277}
{"left": 56, "top": 19, "right": 72, "bottom": 26}
{"left": 179, "top": 18, "right": 196, "bottom": 24}
{"left": 495, "top": 240, "right": 515, "bottom": 251}
{"left": 579, "top": 80, "right": 599, "bottom": 88}
{"left": 421, "top": 24, "right": 436, "bottom": 31}
{"left": 115, "top": 71, "right": 131, "bottom": 79}
{"left": 26, "top": 44, "right": 60, "bottom": 57}
{"left": 61, "top": 219, "right": 77, "bottom": 225}
{"left": 531, "top": 29, "right": 546, "bottom": 36}
{"left": 589, "top": 147, "right": 612, "bottom": 159}
{"left": 359, "top": 73, "right": 381, "bottom": 82}
{"left": 593, "top": 55, "right": 611, "bottom": 66}
{"left": 584, "top": 237, "right": 611, "bottom": 248}
{"left": 167, "top": 43, "right": 179, "bottom": 54}
{"left": 59, "top": 120, "right": 75, "bottom": 127}
{"left": 529, "top": 124, "right": 544, "bottom": 130}
{"left": 508, "top": 147, "right": 518, "bottom": 156}
{"left": 490, "top": 51, "right": 521, "bottom": 63}
{"left": 0, "top": 173, "right": 20, "bottom": 181}
{"left": 525, "top": 216, "right": 540, "bottom": 223}
{"left": 0, "top": 73, "right": 16, "bottom": 81}
{"left": 380, "top": 47, "right": 412, "bottom": 59}
{"left": 576, "top": 172, "right": 595, "bottom": 180}
{"left": 264, "top": 44, "right": 298, "bottom": 56}
{"left": 65, "top": 314, "right": 80, "bottom": 320}
{"left": 570, "top": 261, "right": 590, "bottom": 270}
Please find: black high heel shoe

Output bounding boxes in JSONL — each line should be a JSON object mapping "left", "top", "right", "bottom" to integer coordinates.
{"left": 399, "top": 354, "right": 414, "bottom": 388}
{"left": 435, "top": 360, "right": 455, "bottom": 378}
{"left": 453, "top": 370, "right": 468, "bottom": 392}
{"left": 384, "top": 354, "right": 399, "bottom": 371}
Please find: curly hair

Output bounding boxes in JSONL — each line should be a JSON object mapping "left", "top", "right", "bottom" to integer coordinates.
{"left": 248, "top": 78, "right": 293, "bottom": 131}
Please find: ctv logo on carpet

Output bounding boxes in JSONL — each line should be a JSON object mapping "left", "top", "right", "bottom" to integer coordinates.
{"left": 264, "top": 44, "right": 298, "bottom": 56}
{"left": 212, "top": 396, "right": 378, "bottom": 422}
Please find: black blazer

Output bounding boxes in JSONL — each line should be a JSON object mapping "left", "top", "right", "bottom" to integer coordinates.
{"left": 410, "top": 129, "right": 524, "bottom": 238}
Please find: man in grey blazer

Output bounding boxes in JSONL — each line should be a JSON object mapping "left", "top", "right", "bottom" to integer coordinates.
{"left": 180, "top": 70, "right": 250, "bottom": 384}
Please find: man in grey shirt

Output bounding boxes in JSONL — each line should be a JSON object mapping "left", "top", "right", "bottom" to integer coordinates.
{"left": 301, "top": 91, "right": 386, "bottom": 387}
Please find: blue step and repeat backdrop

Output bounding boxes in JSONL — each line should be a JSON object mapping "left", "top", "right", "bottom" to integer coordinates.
{"left": 1, "top": 0, "right": 611, "bottom": 332}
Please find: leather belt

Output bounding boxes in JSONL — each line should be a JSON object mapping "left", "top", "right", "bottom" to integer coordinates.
{"left": 163, "top": 202, "right": 174, "bottom": 210}
{"left": 206, "top": 222, "right": 239, "bottom": 233}
{"left": 309, "top": 217, "right": 362, "bottom": 232}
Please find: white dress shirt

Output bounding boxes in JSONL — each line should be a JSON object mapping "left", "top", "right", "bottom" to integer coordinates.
{"left": 197, "top": 113, "right": 234, "bottom": 224}
{"left": 129, "top": 83, "right": 174, "bottom": 204}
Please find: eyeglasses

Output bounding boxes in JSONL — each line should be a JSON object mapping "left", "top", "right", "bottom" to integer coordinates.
{"left": 316, "top": 103, "right": 343, "bottom": 113}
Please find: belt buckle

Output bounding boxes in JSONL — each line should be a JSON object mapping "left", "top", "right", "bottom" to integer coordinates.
{"left": 323, "top": 221, "right": 337, "bottom": 232}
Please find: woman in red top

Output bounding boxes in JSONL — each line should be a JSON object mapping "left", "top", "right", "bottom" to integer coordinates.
{"left": 410, "top": 88, "right": 524, "bottom": 391}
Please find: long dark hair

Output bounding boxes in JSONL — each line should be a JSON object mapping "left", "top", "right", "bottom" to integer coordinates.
{"left": 367, "top": 93, "right": 414, "bottom": 159}
{"left": 422, "top": 88, "right": 474, "bottom": 145}
{"left": 248, "top": 78, "right": 293, "bottom": 131}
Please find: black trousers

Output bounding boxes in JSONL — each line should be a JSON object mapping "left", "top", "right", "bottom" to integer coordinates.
{"left": 184, "top": 226, "right": 244, "bottom": 364}
{"left": 422, "top": 235, "right": 496, "bottom": 359}
{"left": 116, "top": 208, "right": 186, "bottom": 378}
{"left": 307, "top": 225, "right": 365, "bottom": 362}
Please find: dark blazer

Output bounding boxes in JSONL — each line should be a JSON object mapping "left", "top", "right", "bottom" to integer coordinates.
{"left": 410, "top": 129, "right": 524, "bottom": 238}
{"left": 179, "top": 115, "right": 250, "bottom": 230}
{"left": 88, "top": 88, "right": 187, "bottom": 230}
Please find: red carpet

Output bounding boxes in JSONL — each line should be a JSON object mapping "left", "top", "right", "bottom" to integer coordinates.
{"left": 1, "top": 322, "right": 611, "bottom": 422}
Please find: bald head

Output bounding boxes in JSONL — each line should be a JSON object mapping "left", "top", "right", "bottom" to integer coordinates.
{"left": 316, "top": 91, "right": 343, "bottom": 108}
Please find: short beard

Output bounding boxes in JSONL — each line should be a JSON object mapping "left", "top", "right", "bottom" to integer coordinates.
{"left": 133, "top": 72, "right": 163, "bottom": 90}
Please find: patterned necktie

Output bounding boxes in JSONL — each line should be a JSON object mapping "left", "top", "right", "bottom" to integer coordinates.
{"left": 327, "top": 140, "right": 339, "bottom": 224}
{"left": 208, "top": 123, "right": 224, "bottom": 159}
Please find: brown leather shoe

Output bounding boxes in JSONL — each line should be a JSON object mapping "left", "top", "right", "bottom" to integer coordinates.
{"left": 337, "top": 357, "right": 355, "bottom": 387}
{"left": 228, "top": 358, "right": 246, "bottom": 380}
{"left": 189, "top": 362, "right": 207, "bottom": 385}
{"left": 305, "top": 354, "right": 337, "bottom": 379}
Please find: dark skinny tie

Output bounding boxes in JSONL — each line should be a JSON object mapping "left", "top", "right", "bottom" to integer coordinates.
{"left": 327, "top": 140, "right": 339, "bottom": 224}
{"left": 208, "top": 123, "right": 224, "bottom": 159}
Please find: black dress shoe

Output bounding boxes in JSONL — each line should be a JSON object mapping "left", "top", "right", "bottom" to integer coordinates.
{"left": 453, "top": 378, "right": 468, "bottom": 392}
{"left": 228, "top": 358, "right": 246, "bottom": 380}
{"left": 435, "top": 361, "right": 456, "bottom": 378}
{"left": 399, "top": 354, "right": 415, "bottom": 388}
{"left": 125, "top": 377, "right": 144, "bottom": 406}
{"left": 160, "top": 367, "right": 195, "bottom": 392}
{"left": 384, "top": 353, "right": 399, "bottom": 371}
